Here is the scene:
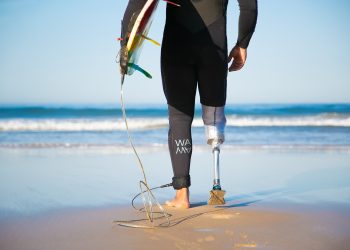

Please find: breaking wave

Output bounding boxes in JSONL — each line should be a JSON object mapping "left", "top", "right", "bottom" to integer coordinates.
{"left": 1, "top": 114, "right": 349, "bottom": 132}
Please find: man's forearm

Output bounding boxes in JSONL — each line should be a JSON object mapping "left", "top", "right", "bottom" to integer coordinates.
{"left": 236, "top": 0, "right": 258, "bottom": 49}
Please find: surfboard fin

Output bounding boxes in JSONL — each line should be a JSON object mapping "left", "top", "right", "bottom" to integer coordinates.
{"left": 128, "top": 63, "right": 152, "bottom": 79}
{"left": 140, "top": 34, "right": 160, "bottom": 46}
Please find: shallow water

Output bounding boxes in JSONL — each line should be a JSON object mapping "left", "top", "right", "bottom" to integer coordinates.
{"left": 1, "top": 147, "right": 349, "bottom": 220}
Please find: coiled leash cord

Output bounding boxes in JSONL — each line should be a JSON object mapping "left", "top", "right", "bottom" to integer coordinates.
{"left": 112, "top": 68, "right": 173, "bottom": 229}
{"left": 114, "top": 182, "right": 173, "bottom": 228}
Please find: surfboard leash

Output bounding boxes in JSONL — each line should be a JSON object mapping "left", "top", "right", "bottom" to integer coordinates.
{"left": 113, "top": 66, "right": 173, "bottom": 229}
{"left": 114, "top": 0, "right": 181, "bottom": 228}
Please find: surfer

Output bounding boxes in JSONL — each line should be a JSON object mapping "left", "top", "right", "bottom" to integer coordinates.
{"left": 121, "top": 0, "right": 258, "bottom": 208}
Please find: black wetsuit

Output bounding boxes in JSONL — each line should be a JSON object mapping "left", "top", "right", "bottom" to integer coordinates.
{"left": 121, "top": 0, "right": 258, "bottom": 190}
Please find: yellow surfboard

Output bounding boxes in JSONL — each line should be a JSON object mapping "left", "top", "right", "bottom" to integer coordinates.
{"left": 125, "top": 0, "right": 161, "bottom": 78}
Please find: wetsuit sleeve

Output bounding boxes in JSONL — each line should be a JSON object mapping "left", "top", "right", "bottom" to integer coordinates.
{"left": 120, "top": 0, "right": 148, "bottom": 46}
{"left": 236, "top": 0, "right": 258, "bottom": 49}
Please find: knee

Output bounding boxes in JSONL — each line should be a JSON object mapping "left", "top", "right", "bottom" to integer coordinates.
{"left": 169, "top": 104, "right": 194, "bottom": 121}
{"left": 202, "top": 105, "right": 226, "bottom": 146}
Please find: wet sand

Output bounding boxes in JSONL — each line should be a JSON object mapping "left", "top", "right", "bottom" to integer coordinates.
{"left": 1, "top": 147, "right": 350, "bottom": 249}
{"left": 1, "top": 202, "right": 350, "bottom": 250}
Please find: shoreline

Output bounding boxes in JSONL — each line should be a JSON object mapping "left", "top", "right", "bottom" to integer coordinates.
{"left": 1, "top": 143, "right": 350, "bottom": 152}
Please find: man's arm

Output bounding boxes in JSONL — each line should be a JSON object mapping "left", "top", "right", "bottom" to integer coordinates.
{"left": 228, "top": 0, "right": 258, "bottom": 72}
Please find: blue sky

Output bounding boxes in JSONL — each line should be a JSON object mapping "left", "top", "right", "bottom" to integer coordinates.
{"left": 0, "top": 0, "right": 349, "bottom": 105}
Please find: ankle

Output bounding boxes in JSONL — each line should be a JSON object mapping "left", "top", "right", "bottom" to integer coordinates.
{"left": 176, "top": 187, "right": 189, "bottom": 198}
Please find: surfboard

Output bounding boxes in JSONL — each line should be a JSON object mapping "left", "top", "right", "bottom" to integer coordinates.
{"left": 124, "top": 0, "right": 161, "bottom": 79}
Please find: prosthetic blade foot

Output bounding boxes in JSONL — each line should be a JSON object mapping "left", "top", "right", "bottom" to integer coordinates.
{"left": 208, "top": 189, "right": 226, "bottom": 205}
{"left": 203, "top": 105, "right": 226, "bottom": 205}
{"left": 208, "top": 145, "right": 226, "bottom": 205}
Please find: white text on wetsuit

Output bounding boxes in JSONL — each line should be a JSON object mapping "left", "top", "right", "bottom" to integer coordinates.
{"left": 175, "top": 139, "right": 192, "bottom": 154}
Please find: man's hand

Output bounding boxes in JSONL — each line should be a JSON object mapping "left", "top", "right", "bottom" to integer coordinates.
{"left": 119, "top": 45, "right": 128, "bottom": 75}
{"left": 228, "top": 46, "right": 247, "bottom": 72}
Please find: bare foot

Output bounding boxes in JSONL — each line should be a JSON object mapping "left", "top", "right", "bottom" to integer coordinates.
{"left": 165, "top": 187, "right": 190, "bottom": 209}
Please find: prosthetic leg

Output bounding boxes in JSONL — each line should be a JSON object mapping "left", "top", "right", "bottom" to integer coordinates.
{"left": 202, "top": 105, "right": 226, "bottom": 205}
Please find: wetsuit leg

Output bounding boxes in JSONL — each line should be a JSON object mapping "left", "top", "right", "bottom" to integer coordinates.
{"left": 160, "top": 36, "right": 198, "bottom": 113}
{"left": 197, "top": 44, "right": 228, "bottom": 107}
{"left": 167, "top": 105, "right": 194, "bottom": 189}
{"left": 161, "top": 39, "right": 197, "bottom": 190}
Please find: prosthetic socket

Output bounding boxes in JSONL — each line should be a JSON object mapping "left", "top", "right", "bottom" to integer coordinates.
{"left": 202, "top": 105, "right": 226, "bottom": 148}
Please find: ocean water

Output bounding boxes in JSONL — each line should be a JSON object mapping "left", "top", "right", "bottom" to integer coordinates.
{"left": 0, "top": 103, "right": 349, "bottom": 149}
{"left": 1, "top": 103, "right": 350, "bottom": 217}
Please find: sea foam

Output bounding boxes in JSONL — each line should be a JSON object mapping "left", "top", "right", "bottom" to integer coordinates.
{"left": 0, "top": 114, "right": 349, "bottom": 132}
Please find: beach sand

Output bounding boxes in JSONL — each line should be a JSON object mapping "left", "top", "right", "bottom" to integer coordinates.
{"left": 1, "top": 147, "right": 350, "bottom": 249}
{"left": 1, "top": 202, "right": 349, "bottom": 250}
